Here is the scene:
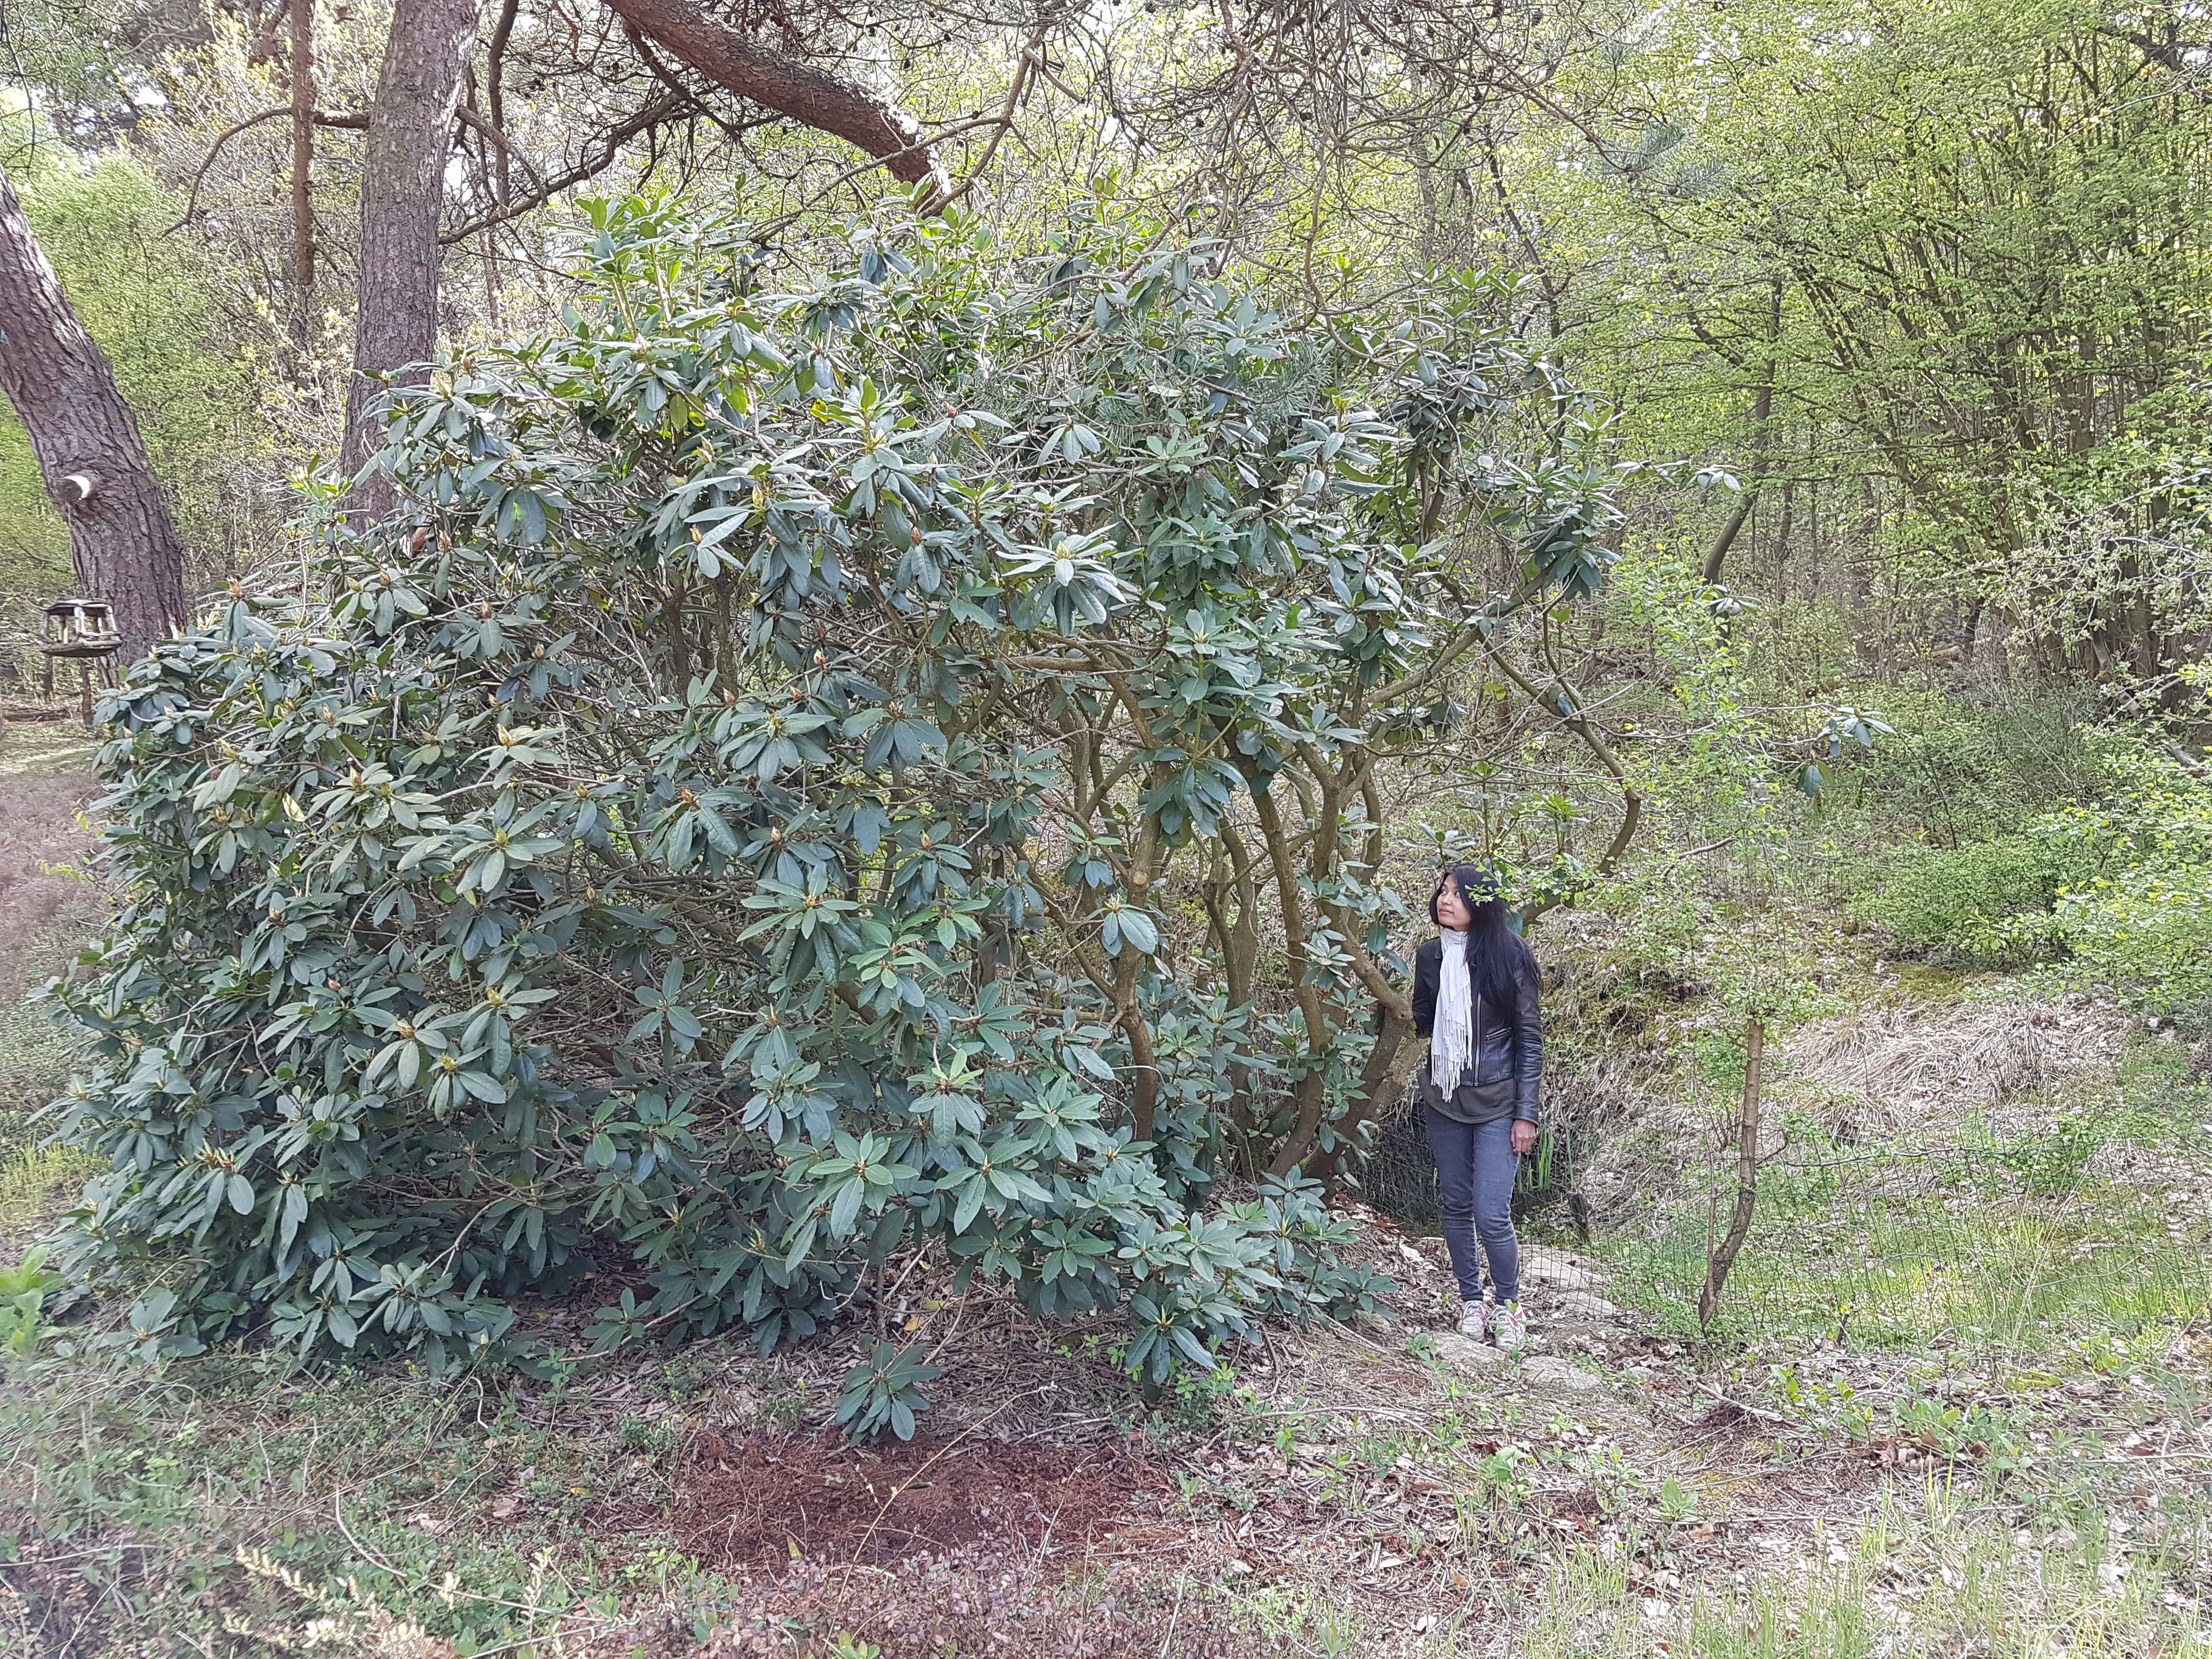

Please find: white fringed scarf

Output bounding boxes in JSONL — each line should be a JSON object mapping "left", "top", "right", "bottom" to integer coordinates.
{"left": 1431, "top": 933, "right": 1475, "bottom": 1091}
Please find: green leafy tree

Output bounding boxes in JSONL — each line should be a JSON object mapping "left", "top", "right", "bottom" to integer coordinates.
{"left": 1531, "top": 0, "right": 2212, "bottom": 657}
{"left": 48, "top": 197, "right": 1629, "bottom": 1385}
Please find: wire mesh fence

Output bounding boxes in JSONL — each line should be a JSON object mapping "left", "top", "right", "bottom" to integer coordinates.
{"left": 1355, "top": 1088, "right": 1584, "bottom": 1235}
{"left": 1354, "top": 1046, "right": 2212, "bottom": 1358}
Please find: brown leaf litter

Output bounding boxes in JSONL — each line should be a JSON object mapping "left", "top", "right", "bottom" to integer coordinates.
{"left": 673, "top": 1429, "right": 1169, "bottom": 1568}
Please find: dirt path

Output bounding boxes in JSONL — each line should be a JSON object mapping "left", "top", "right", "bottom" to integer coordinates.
{"left": 0, "top": 703, "right": 103, "bottom": 1002}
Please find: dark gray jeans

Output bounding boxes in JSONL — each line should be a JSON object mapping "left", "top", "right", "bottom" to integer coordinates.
{"left": 1424, "top": 1107, "right": 1522, "bottom": 1305}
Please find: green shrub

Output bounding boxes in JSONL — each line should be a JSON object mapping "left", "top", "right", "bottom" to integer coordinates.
{"left": 2036, "top": 746, "right": 2212, "bottom": 1012}
{"left": 1857, "top": 833, "right": 2089, "bottom": 967}
{"left": 1844, "top": 687, "right": 2096, "bottom": 849}
{"left": 1860, "top": 740, "right": 2212, "bottom": 1001}
{"left": 42, "top": 199, "right": 1628, "bottom": 1386}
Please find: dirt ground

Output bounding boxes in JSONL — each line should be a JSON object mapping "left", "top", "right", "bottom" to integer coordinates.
{"left": 0, "top": 700, "right": 104, "bottom": 1002}
{"left": 675, "top": 1430, "right": 1168, "bottom": 1566}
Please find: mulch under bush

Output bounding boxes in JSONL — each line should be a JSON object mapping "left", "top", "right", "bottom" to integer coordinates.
{"left": 674, "top": 1429, "right": 1168, "bottom": 1568}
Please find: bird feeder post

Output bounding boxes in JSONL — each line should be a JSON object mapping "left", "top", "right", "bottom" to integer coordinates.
{"left": 38, "top": 597, "right": 122, "bottom": 728}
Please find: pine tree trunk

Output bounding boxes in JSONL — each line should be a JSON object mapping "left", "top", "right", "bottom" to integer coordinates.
{"left": 0, "top": 159, "right": 187, "bottom": 664}
{"left": 339, "top": 0, "right": 484, "bottom": 519}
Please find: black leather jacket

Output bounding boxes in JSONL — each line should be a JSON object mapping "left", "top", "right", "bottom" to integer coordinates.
{"left": 1409, "top": 936, "right": 1543, "bottom": 1122}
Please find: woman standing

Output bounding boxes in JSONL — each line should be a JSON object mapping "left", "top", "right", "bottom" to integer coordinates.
{"left": 1410, "top": 865, "right": 1543, "bottom": 1350}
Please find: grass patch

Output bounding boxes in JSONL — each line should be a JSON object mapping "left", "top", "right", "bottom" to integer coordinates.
{"left": 0, "top": 1348, "right": 709, "bottom": 1654}
{"left": 1610, "top": 1186, "right": 2212, "bottom": 1353}
{"left": 0, "top": 1142, "right": 99, "bottom": 1233}
{"left": 1602, "top": 1156, "right": 2212, "bottom": 1354}
{"left": 1528, "top": 1483, "right": 2212, "bottom": 1659}
{"left": 0, "top": 1000, "right": 72, "bottom": 1146}
{"left": 1598, "top": 1030, "right": 2212, "bottom": 1355}
{"left": 0, "top": 997, "right": 89, "bottom": 1242}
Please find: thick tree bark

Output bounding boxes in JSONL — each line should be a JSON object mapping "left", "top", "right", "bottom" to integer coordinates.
{"left": 603, "top": 0, "right": 947, "bottom": 199}
{"left": 0, "top": 160, "right": 187, "bottom": 664}
{"left": 338, "top": 0, "right": 484, "bottom": 518}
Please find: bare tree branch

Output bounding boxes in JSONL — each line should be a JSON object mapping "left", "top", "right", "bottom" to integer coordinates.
{"left": 170, "top": 106, "right": 369, "bottom": 233}
{"left": 601, "top": 0, "right": 949, "bottom": 202}
{"left": 440, "top": 93, "right": 691, "bottom": 244}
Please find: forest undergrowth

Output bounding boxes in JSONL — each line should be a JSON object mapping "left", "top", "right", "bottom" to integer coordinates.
{"left": 1, "top": 684, "right": 2208, "bottom": 1659}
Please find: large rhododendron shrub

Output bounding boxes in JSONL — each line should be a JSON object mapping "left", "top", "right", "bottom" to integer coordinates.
{"left": 47, "top": 199, "right": 1625, "bottom": 1383}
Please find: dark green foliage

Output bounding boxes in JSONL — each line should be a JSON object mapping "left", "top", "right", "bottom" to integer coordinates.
{"left": 836, "top": 1341, "right": 939, "bottom": 1442}
{"left": 42, "top": 199, "right": 1615, "bottom": 1384}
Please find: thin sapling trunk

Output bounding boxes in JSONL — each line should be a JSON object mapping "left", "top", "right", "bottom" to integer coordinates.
{"left": 1699, "top": 1013, "right": 1764, "bottom": 1331}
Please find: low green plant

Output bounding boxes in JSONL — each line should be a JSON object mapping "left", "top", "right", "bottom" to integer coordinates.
{"left": 1928, "top": 1400, "right": 2026, "bottom": 1465}
{"left": 0, "top": 1352, "right": 691, "bottom": 1651}
{"left": 1989, "top": 1116, "right": 2103, "bottom": 1197}
{"left": 833, "top": 1341, "right": 939, "bottom": 1442}
{"left": 1857, "top": 833, "right": 2085, "bottom": 966}
{"left": 1465, "top": 1441, "right": 1534, "bottom": 1511}
{"left": 617, "top": 1412, "right": 683, "bottom": 1459}
{"left": 1308, "top": 1607, "right": 1361, "bottom": 1657}
{"left": 0, "top": 1246, "right": 61, "bottom": 1355}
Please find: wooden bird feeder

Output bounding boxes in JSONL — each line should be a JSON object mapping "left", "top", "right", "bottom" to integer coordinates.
{"left": 41, "top": 597, "right": 123, "bottom": 725}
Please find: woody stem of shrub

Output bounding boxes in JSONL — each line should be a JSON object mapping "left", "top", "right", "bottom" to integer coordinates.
{"left": 1699, "top": 1013, "right": 1764, "bottom": 1333}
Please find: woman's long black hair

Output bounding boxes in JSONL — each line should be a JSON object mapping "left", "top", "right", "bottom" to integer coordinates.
{"left": 1429, "top": 863, "right": 1537, "bottom": 1017}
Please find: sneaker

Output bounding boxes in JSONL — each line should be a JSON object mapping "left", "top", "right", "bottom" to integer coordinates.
{"left": 1495, "top": 1301, "right": 1528, "bottom": 1353}
{"left": 1457, "top": 1299, "right": 1490, "bottom": 1340}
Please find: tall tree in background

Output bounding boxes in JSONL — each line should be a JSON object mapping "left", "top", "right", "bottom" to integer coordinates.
{"left": 337, "top": 0, "right": 483, "bottom": 518}
{"left": 0, "top": 159, "right": 185, "bottom": 662}
{"left": 290, "top": 0, "right": 315, "bottom": 329}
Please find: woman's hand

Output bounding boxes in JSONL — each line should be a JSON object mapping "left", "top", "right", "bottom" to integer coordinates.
{"left": 1511, "top": 1120, "right": 1538, "bottom": 1156}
